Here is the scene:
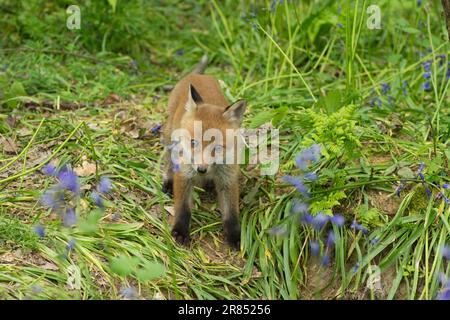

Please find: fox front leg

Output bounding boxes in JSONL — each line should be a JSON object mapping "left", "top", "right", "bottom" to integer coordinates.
{"left": 215, "top": 179, "right": 241, "bottom": 249}
{"left": 162, "top": 147, "right": 174, "bottom": 194}
{"left": 172, "top": 173, "right": 193, "bottom": 245}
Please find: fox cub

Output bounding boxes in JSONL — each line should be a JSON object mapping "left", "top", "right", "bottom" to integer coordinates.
{"left": 162, "top": 55, "right": 246, "bottom": 249}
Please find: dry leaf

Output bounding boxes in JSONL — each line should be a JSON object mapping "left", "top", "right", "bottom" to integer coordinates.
{"left": 74, "top": 160, "right": 96, "bottom": 176}
{"left": 17, "top": 127, "right": 32, "bottom": 136}
{"left": 40, "top": 262, "right": 59, "bottom": 271}
{"left": 0, "top": 136, "right": 18, "bottom": 153}
{"left": 164, "top": 205, "right": 175, "bottom": 216}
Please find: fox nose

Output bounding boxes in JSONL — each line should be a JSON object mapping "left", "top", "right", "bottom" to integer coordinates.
{"left": 197, "top": 166, "right": 207, "bottom": 174}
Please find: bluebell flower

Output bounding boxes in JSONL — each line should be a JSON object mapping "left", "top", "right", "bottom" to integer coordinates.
{"left": 402, "top": 81, "right": 409, "bottom": 95}
{"left": 309, "top": 241, "right": 320, "bottom": 257}
{"left": 370, "top": 97, "right": 382, "bottom": 107}
{"left": 442, "top": 245, "right": 450, "bottom": 260}
{"left": 295, "top": 144, "right": 321, "bottom": 169}
{"left": 58, "top": 168, "right": 80, "bottom": 194}
{"left": 446, "top": 63, "right": 450, "bottom": 80}
{"left": 395, "top": 184, "right": 404, "bottom": 197}
{"left": 98, "top": 176, "right": 112, "bottom": 194}
{"left": 437, "top": 54, "right": 446, "bottom": 67}
{"left": 91, "top": 191, "right": 104, "bottom": 209}
{"left": 67, "top": 238, "right": 76, "bottom": 251}
{"left": 151, "top": 123, "right": 162, "bottom": 134}
{"left": 304, "top": 172, "right": 318, "bottom": 181}
{"left": 417, "top": 164, "right": 431, "bottom": 198}
{"left": 437, "top": 286, "right": 450, "bottom": 300}
{"left": 321, "top": 254, "right": 330, "bottom": 266}
{"left": 417, "top": 0, "right": 422, "bottom": 6}
{"left": 443, "top": 183, "right": 449, "bottom": 189}
{"left": 350, "top": 220, "right": 368, "bottom": 234}
{"left": 41, "top": 188, "right": 64, "bottom": 211}
{"left": 299, "top": 213, "right": 314, "bottom": 225}
{"left": 381, "top": 83, "right": 390, "bottom": 95}
{"left": 423, "top": 61, "right": 432, "bottom": 72}
{"left": 353, "top": 262, "right": 360, "bottom": 273}
{"left": 292, "top": 200, "right": 309, "bottom": 214}
{"left": 337, "top": 23, "right": 343, "bottom": 29}
{"left": 175, "top": 49, "right": 185, "bottom": 56}
{"left": 326, "top": 230, "right": 336, "bottom": 248}
{"left": 311, "top": 212, "right": 329, "bottom": 231}
{"left": 370, "top": 237, "right": 380, "bottom": 245}
{"left": 33, "top": 225, "right": 45, "bottom": 238}
{"left": 283, "top": 175, "right": 308, "bottom": 197}
{"left": 330, "top": 214, "right": 345, "bottom": 227}
{"left": 423, "top": 71, "right": 431, "bottom": 79}
{"left": 63, "top": 208, "right": 77, "bottom": 227}
{"left": 42, "top": 164, "right": 57, "bottom": 176}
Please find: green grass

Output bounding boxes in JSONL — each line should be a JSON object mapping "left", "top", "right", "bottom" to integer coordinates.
{"left": 0, "top": 0, "right": 449, "bottom": 299}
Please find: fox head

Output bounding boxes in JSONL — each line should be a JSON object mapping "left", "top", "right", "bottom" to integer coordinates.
{"left": 171, "top": 84, "right": 246, "bottom": 175}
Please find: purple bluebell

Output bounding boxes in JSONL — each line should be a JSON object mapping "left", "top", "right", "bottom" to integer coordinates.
{"left": 443, "top": 183, "right": 449, "bottom": 189}
{"left": 350, "top": 220, "right": 368, "bottom": 234}
{"left": 33, "top": 225, "right": 45, "bottom": 238}
{"left": 309, "top": 241, "right": 320, "bottom": 257}
{"left": 402, "top": 81, "right": 409, "bottom": 95}
{"left": 67, "top": 238, "right": 76, "bottom": 251}
{"left": 58, "top": 168, "right": 80, "bottom": 194}
{"left": 381, "top": 83, "right": 390, "bottom": 95}
{"left": 63, "top": 208, "right": 77, "bottom": 227}
{"left": 353, "top": 262, "right": 360, "bottom": 273}
{"left": 442, "top": 245, "right": 450, "bottom": 260}
{"left": 42, "top": 164, "right": 57, "bottom": 176}
{"left": 370, "top": 97, "right": 382, "bottom": 107}
{"left": 283, "top": 175, "right": 308, "bottom": 197}
{"left": 312, "top": 212, "right": 329, "bottom": 231}
{"left": 41, "top": 188, "right": 64, "bottom": 211}
{"left": 423, "top": 61, "right": 431, "bottom": 72}
{"left": 292, "top": 200, "right": 309, "bottom": 215}
{"left": 151, "top": 123, "right": 162, "bottom": 134}
{"left": 417, "top": 0, "right": 422, "bottom": 6}
{"left": 175, "top": 49, "right": 184, "bottom": 56}
{"left": 304, "top": 172, "right": 318, "bottom": 181}
{"left": 330, "top": 214, "right": 345, "bottom": 227}
{"left": 326, "top": 230, "right": 336, "bottom": 248}
{"left": 423, "top": 82, "right": 431, "bottom": 91}
{"left": 91, "top": 191, "right": 104, "bottom": 209}
{"left": 295, "top": 144, "right": 321, "bottom": 170}
{"left": 395, "top": 184, "right": 404, "bottom": 198}
{"left": 299, "top": 213, "right": 314, "bottom": 225}
{"left": 437, "top": 287, "right": 450, "bottom": 300}
{"left": 98, "top": 176, "right": 112, "bottom": 194}
{"left": 417, "top": 164, "right": 431, "bottom": 198}
{"left": 321, "top": 254, "right": 330, "bottom": 266}
{"left": 370, "top": 237, "right": 380, "bottom": 245}
{"left": 423, "top": 71, "right": 431, "bottom": 79}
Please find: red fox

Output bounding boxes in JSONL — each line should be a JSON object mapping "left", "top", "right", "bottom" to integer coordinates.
{"left": 162, "top": 55, "right": 246, "bottom": 249}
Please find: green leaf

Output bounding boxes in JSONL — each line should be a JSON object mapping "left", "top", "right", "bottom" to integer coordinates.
{"left": 397, "top": 167, "right": 415, "bottom": 179}
{"left": 110, "top": 255, "right": 140, "bottom": 277}
{"left": 107, "top": 0, "right": 117, "bottom": 12}
{"left": 136, "top": 261, "right": 165, "bottom": 281}
{"left": 5, "top": 81, "right": 27, "bottom": 108}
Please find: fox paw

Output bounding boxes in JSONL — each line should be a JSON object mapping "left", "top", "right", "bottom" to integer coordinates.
{"left": 162, "top": 178, "right": 173, "bottom": 195}
{"left": 172, "top": 225, "right": 190, "bottom": 246}
{"left": 224, "top": 220, "right": 241, "bottom": 250}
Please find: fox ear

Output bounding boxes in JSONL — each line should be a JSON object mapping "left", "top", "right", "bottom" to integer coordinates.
{"left": 223, "top": 100, "right": 246, "bottom": 124}
{"left": 185, "top": 84, "right": 203, "bottom": 112}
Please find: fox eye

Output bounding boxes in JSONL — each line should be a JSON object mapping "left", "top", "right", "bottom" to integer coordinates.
{"left": 191, "top": 139, "right": 199, "bottom": 148}
{"left": 214, "top": 145, "right": 223, "bottom": 153}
